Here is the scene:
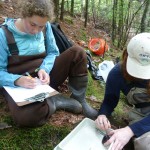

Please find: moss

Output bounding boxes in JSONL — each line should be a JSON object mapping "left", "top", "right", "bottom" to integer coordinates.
{"left": 0, "top": 124, "right": 71, "bottom": 150}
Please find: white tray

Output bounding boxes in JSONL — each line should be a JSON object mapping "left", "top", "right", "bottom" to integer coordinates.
{"left": 54, "top": 118, "right": 112, "bottom": 150}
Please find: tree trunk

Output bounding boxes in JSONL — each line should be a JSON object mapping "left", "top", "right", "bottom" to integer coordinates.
{"left": 117, "top": 0, "right": 124, "bottom": 48}
{"left": 70, "top": 0, "right": 74, "bottom": 17}
{"left": 140, "top": 0, "right": 150, "bottom": 32}
{"left": 60, "top": 0, "right": 65, "bottom": 20}
{"left": 96, "top": 0, "right": 101, "bottom": 19}
{"left": 91, "top": 0, "right": 96, "bottom": 26}
{"left": 112, "top": 0, "right": 118, "bottom": 43}
{"left": 53, "top": 0, "right": 60, "bottom": 20}
{"left": 66, "top": 0, "right": 69, "bottom": 12}
{"left": 84, "top": 0, "right": 89, "bottom": 27}
{"left": 106, "top": 0, "right": 108, "bottom": 5}
{"left": 81, "top": 0, "right": 85, "bottom": 19}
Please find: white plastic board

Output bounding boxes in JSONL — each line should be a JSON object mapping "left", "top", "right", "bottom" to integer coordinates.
{"left": 54, "top": 118, "right": 112, "bottom": 150}
{"left": 97, "top": 60, "right": 114, "bottom": 82}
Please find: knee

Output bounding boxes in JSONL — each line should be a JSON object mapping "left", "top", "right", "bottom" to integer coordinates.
{"left": 12, "top": 111, "right": 46, "bottom": 127}
{"left": 12, "top": 103, "right": 49, "bottom": 127}
{"left": 70, "top": 45, "right": 87, "bottom": 59}
{"left": 13, "top": 115, "right": 37, "bottom": 127}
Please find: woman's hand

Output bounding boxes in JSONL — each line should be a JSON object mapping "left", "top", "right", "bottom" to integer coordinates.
{"left": 95, "top": 115, "right": 111, "bottom": 131}
{"left": 104, "top": 126, "right": 134, "bottom": 150}
{"left": 14, "top": 76, "right": 37, "bottom": 88}
{"left": 38, "top": 69, "right": 50, "bottom": 85}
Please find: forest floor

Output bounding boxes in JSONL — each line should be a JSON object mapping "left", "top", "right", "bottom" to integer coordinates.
{"left": 0, "top": 0, "right": 134, "bottom": 150}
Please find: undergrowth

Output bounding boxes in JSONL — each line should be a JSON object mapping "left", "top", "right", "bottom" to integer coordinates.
{"left": 0, "top": 123, "right": 70, "bottom": 150}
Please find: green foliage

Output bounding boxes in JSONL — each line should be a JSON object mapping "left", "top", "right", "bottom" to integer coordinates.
{"left": 0, "top": 124, "right": 70, "bottom": 150}
{"left": 110, "top": 92, "right": 129, "bottom": 127}
{"left": 2, "top": 115, "right": 14, "bottom": 125}
{"left": 64, "top": 16, "right": 73, "bottom": 24}
{"left": 87, "top": 72, "right": 105, "bottom": 101}
{"left": 114, "top": 93, "right": 128, "bottom": 116}
{"left": 78, "top": 28, "right": 87, "bottom": 42}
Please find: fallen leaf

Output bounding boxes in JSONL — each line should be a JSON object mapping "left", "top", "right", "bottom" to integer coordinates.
{"left": 88, "top": 95, "right": 100, "bottom": 103}
{"left": 69, "top": 115, "right": 84, "bottom": 124}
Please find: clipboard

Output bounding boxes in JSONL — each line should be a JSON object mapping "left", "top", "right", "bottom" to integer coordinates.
{"left": 54, "top": 118, "right": 113, "bottom": 150}
{"left": 3, "top": 84, "right": 59, "bottom": 106}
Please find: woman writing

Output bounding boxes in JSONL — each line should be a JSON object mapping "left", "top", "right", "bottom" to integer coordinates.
{"left": 0, "top": 0, "right": 98, "bottom": 127}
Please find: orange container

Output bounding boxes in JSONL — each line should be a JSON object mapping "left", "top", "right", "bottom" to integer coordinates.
{"left": 88, "top": 38, "right": 108, "bottom": 55}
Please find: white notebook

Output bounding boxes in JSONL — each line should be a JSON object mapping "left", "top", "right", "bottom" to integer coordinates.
{"left": 3, "top": 84, "right": 58, "bottom": 106}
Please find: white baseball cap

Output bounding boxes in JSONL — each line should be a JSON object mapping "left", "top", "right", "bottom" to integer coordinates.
{"left": 127, "top": 33, "right": 150, "bottom": 79}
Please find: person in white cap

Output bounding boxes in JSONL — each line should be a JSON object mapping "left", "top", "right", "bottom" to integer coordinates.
{"left": 95, "top": 33, "right": 150, "bottom": 150}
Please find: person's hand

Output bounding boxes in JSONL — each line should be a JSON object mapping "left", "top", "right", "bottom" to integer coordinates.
{"left": 95, "top": 115, "right": 111, "bottom": 131}
{"left": 14, "top": 76, "right": 37, "bottom": 88}
{"left": 38, "top": 69, "right": 50, "bottom": 85}
{"left": 104, "top": 126, "right": 134, "bottom": 150}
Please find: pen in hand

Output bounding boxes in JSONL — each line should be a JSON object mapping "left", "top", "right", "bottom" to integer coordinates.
{"left": 25, "top": 72, "right": 37, "bottom": 88}
{"left": 25, "top": 72, "right": 42, "bottom": 85}
{"left": 25, "top": 72, "right": 33, "bottom": 79}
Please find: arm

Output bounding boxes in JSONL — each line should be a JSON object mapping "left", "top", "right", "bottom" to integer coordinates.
{"left": 107, "top": 115, "right": 150, "bottom": 148}
{"left": 96, "top": 64, "right": 123, "bottom": 131}
{"left": 98, "top": 64, "right": 122, "bottom": 116}
{"left": 39, "top": 22, "right": 59, "bottom": 74}
{"left": 129, "top": 114, "right": 150, "bottom": 137}
{"left": 106, "top": 113, "right": 150, "bottom": 149}
{"left": 96, "top": 63, "right": 133, "bottom": 129}
{"left": 104, "top": 126, "right": 134, "bottom": 150}
{"left": 0, "top": 28, "right": 21, "bottom": 87}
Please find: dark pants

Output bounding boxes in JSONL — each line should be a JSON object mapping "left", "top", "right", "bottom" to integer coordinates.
{"left": 3, "top": 46, "right": 87, "bottom": 127}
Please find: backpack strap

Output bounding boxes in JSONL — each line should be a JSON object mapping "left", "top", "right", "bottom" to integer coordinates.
{"left": 134, "top": 102, "right": 150, "bottom": 108}
{"left": 1, "top": 25, "right": 47, "bottom": 55}
{"left": 1, "top": 25, "right": 19, "bottom": 55}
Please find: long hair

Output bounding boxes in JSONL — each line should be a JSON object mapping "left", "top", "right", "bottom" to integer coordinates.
{"left": 121, "top": 49, "right": 150, "bottom": 94}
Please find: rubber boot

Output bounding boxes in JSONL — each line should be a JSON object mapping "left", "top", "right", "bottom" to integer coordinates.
{"left": 68, "top": 76, "right": 98, "bottom": 120}
{"left": 46, "top": 94, "right": 82, "bottom": 115}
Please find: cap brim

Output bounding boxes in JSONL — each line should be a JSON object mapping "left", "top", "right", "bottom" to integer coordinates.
{"left": 127, "top": 56, "right": 150, "bottom": 79}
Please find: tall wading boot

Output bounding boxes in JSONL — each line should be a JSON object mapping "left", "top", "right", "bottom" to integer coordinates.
{"left": 68, "top": 76, "right": 98, "bottom": 120}
{"left": 46, "top": 94, "right": 82, "bottom": 115}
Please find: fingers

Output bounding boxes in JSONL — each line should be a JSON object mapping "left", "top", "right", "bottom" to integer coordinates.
{"left": 95, "top": 115, "right": 111, "bottom": 130}
{"left": 104, "top": 128, "right": 131, "bottom": 150}
{"left": 15, "top": 76, "right": 37, "bottom": 88}
{"left": 104, "top": 138, "right": 124, "bottom": 150}
{"left": 25, "top": 77, "right": 37, "bottom": 88}
{"left": 106, "top": 128, "right": 114, "bottom": 136}
{"left": 40, "top": 75, "right": 50, "bottom": 84}
{"left": 38, "top": 69, "right": 50, "bottom": 84}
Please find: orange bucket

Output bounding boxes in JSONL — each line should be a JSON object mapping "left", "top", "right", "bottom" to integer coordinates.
{"left": 88, "top": 38, "right": 108, "bottom": 56}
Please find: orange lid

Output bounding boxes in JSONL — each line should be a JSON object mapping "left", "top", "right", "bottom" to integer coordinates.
{"left": 88, "top": 38, "right": 108, "bottom": 55}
